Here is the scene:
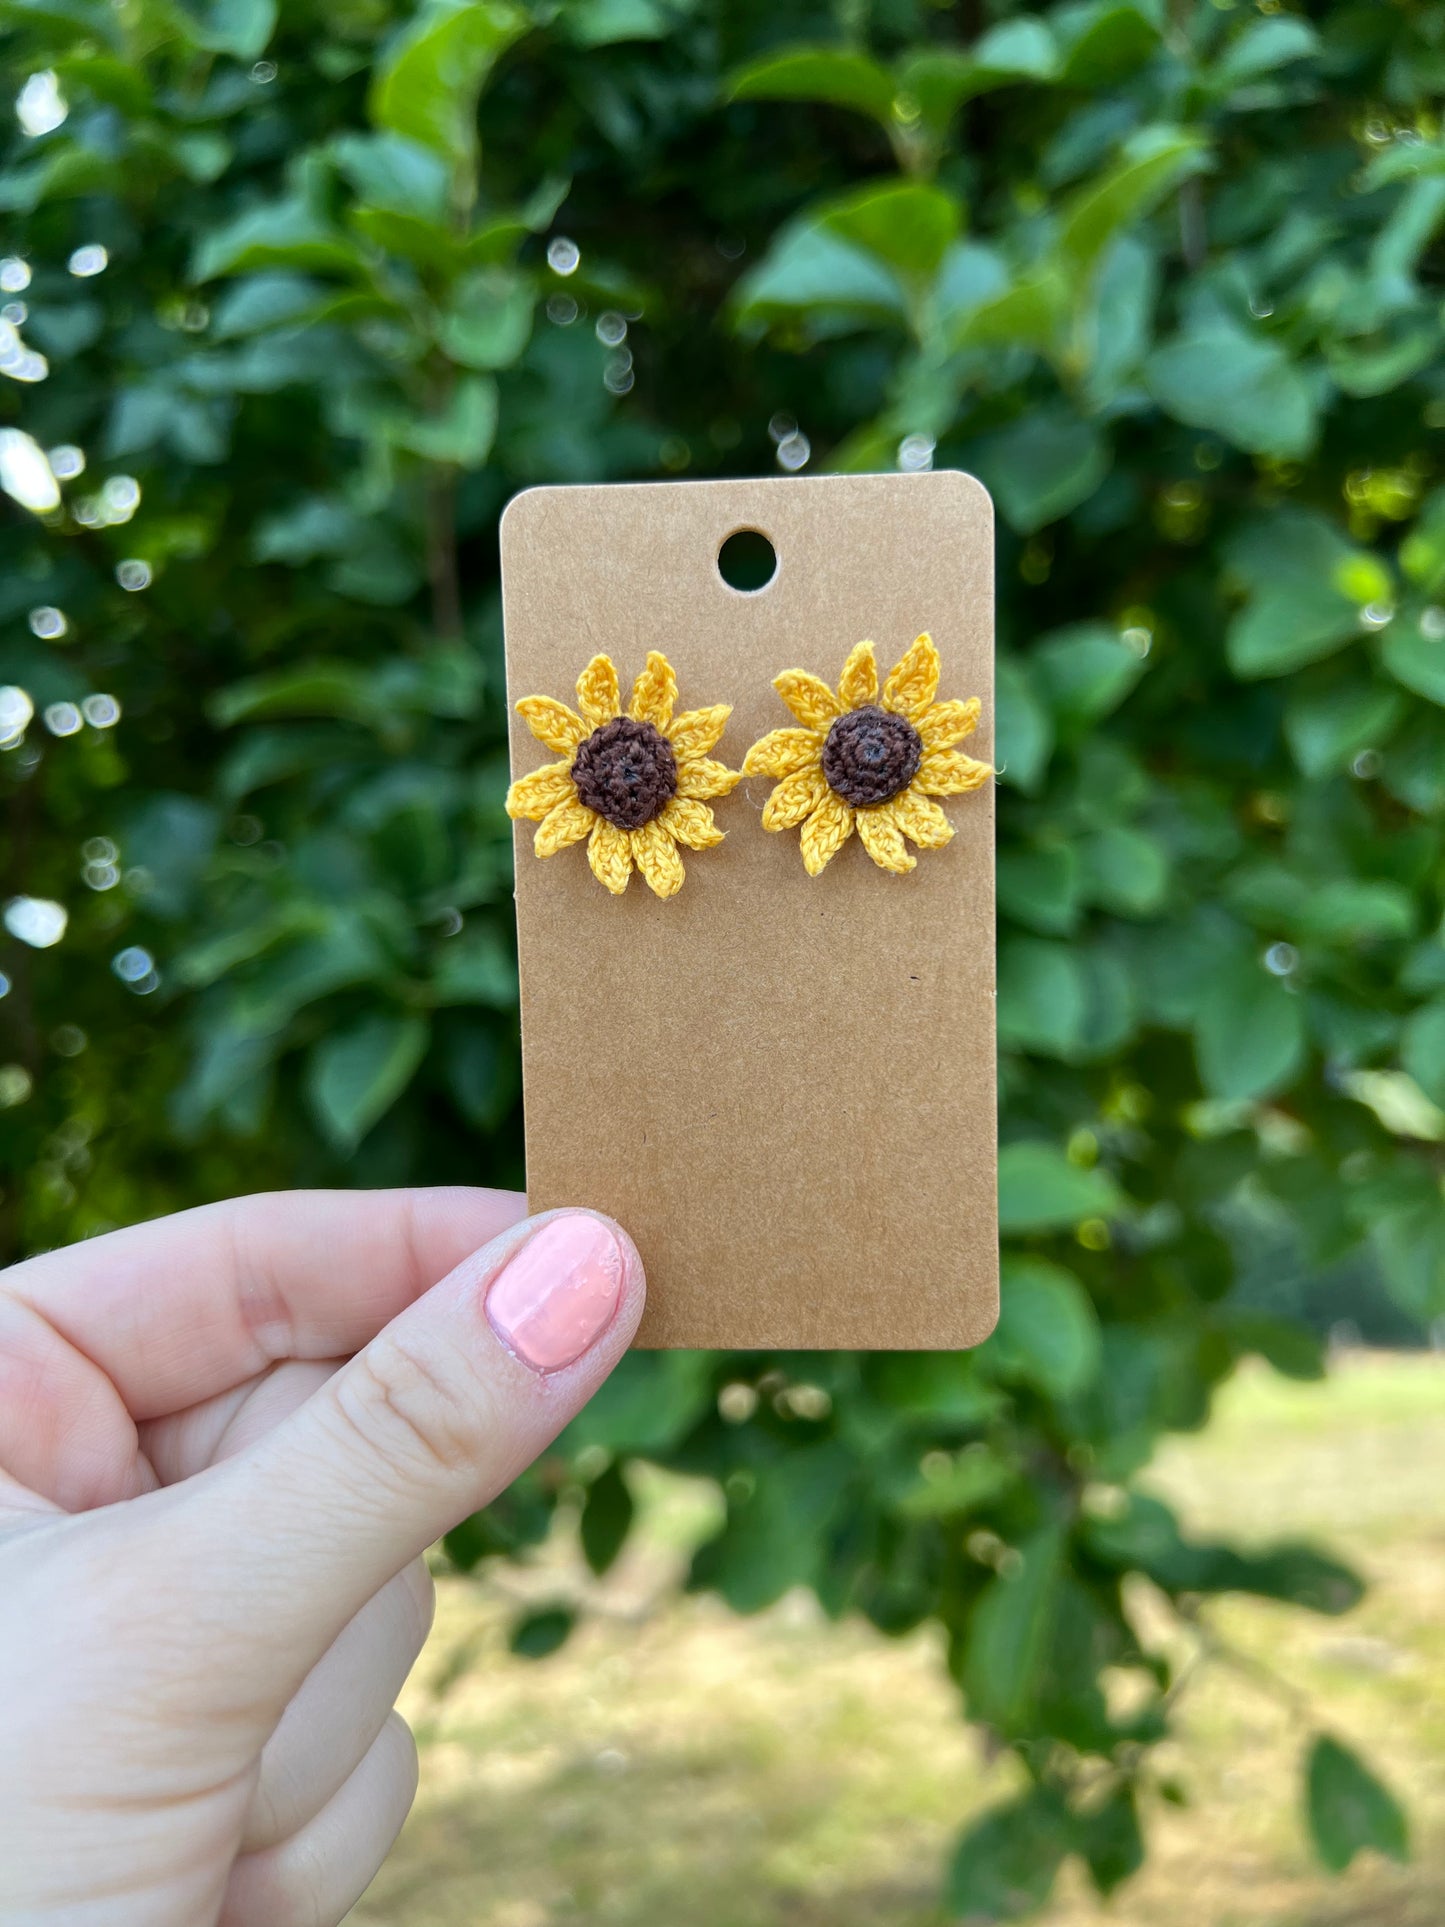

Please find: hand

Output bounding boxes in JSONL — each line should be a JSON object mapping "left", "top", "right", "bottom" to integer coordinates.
{"left": 0, "top": 1190, "right": 644, "bottom": 1926}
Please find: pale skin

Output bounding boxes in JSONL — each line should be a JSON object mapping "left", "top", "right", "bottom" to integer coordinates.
{"left": 0, "top": 1188, "right": 645, "bottom": 1926}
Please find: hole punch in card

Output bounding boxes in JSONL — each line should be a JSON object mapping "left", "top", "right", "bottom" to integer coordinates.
{"left": 501, "top": 471, "right": 996, "bottom": 1349}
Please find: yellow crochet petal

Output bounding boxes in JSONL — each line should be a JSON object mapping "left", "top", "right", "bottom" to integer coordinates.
{"left": 660, "top": 796, "right": 723, "bottom": 849}
{"left": 741, "top": 728, "right": 822, "bottom": 778}
{"left": 761, "top": 766, "right": 828, "bottom": 831}
{"left": 918, "top": 696, "right": 982, "bottom": 751}
{"left": 632, "top": 818, "right": 685, "bottom": 898}
{"left": 667, "top": 703, "right": 731, "bottom": 758}
{"left": 575, "top": 654, "right": 621, "bottom": 727}
{"left": 676, "top": 756, "right": 741, "bottom": 799}
{"left": 891, "top": 785, "right": 955, "bottom": 849}
{"left": 774, "top": 669, "right": 844, "bottom": 731}
{"left": 534, "top": 797, "right": 595, "bottom": 857}
{"left": 587, "top": 817, "right": 632, "bottom": 895}
{"left": 629, "top": 650, "right": 677, "bottom": 728}
{"left": 856, "top": 803, "right": 917, "bottom": 874}
{"left": 917, "top": 747, "right": 993, "bottom": 795}
{"left": 882, "top": 632, "right": 941, "bottom": 720}
{"left": 516, "top": 694, "right": 588, "bottom": 755}
{"left": 799, "top": 791, "right": 854, "bottom": 876}
{"left": 838, "top": 641, "right": 879, "bottom": 709}
{"left": 505, "top": 760, "right": 575, "bottom": 821}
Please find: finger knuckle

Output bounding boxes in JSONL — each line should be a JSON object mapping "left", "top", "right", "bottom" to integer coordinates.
{"left": 397, "top": 1557, "right": 437, "bottom": 1652}
{"left": 335, "top": 1332, "right": 482, "bottom": 1485}
{"left": 384, "top": 1708, "right": 420, "bottom": 1796}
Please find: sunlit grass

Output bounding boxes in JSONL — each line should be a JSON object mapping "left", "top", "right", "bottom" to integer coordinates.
{"left": 356, "top": 1354, "right": 1445, "bottom": 1927}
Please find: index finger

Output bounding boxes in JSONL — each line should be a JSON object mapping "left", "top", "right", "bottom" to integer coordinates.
{"left": 1, "top": 1187, "right": 527, "bottom": 1423}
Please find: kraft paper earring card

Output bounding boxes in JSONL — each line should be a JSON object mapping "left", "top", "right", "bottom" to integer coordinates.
{"left": 501, "top": 471, "right": 997, "bottom": 1349}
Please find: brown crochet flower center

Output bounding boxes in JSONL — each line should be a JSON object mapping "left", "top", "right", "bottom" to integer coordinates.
{"left": 571, "top": 716, "right": 678, "bottom": 830}
{"left": 822, "top": 705, "right": 923, "bottom": 807}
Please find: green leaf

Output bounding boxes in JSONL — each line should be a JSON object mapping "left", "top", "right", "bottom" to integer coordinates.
{"left": 119, "top": 795, "right": 221, "bottom": 921}
{"left": 933, "top": 241, "right": 1009, "bottom": 334}
{"left": 1382, "top": 614, "right": 1445, "bottom": 706}
{"left": 1371, "top": 1189, "right": 1445, "bottom": 1322}
{"left": 1055, "top": 0, "right": 1163, "bottom": 87}
{"left": 212, "top": 663, "right": 391, "bottom": 729}
{"left": 998, "top": 1142, "right": 1122, "bottom": 1232}
{"left": 1079, "top": 823, "right": 1169, "bottom": 916}
{"left": 1225, "top": 513, "right": 1361, "bottom": 679}
{"left": 0, "top": 145, "right": 110, "bottom": 214}
{"left": 563, "top": 1351, "right": 716, "bottom": 1454}
{"left": 1146, "top": 320, "right": 1315, "bottom": 459}
{"left": 1233, "top": 1544, "right": 1362, "bottom": 1613}
{"left": 192, "top": 199, "right": 361, "bottom": 282}
{"left": 437, "top": 270, "right": 534, "bottom": 368}
{"left": 444, "top": 1022, "right": 516, "bottom": 1128}
{"left": 1058, "top": 127, "right": 1206, "bottom": 275}
{"left": 691, "top": 1446, "right": 851, "bottom": 1614}
{"left": 1401, "top": 489, "right": 1445, "bottom": 594}
{"left": 347, "top": 376, "right": 499, "bottom": 465}
{"left": 898, "top": 19, "right": 1058, "bottom": 132}
{"left": 509, "top": 1603, "right": 576, "bottom": 1658}
{"left": 559, "top": 0, "right": 696, "bottom": 46}
{"left": 897, "top": 1443, "right": 1015, "bottom": 1518}
{"left": 997, "top": 842, "right": 1082, "bottom": 934}
{"left": 730, "top": 223, "right": 906, "bottom": 332}
{"left": 962, "top": 1525, "right": 1066, "bottom": 1731}
{"left": 579, "top": 1461, "right": 634, "bottom": 1575}
{"left": 993, "top": 657, "right": 1054, "bottom": 792}
{"left": 1327, "top": 324, "right": 1441, "bottom": 401}
{"left": 1213, "top": 14, "right": 1319, "bottom": 86}
{"left": 1194, "top": 957, "right": 1305, "bottom": 1102}
{"left": 1032, "top": 622, "right": 1146, "bottom": 728}
{"left": 997, "top": 938, "right": 1087, "bottom": 1057}
{"left": 170, "top": 1026, "right": 276, "bottom": 1139}
{"left": 1073, "top": 943, "right": 1140, "bottom": 1059}
{"left": 370, "top": 0, "right": 529, "bottom": 160}
{"left": 331, "top": 130, "right": 452, "bottom": 221}
{"left": 971, "top": 409, "right": 1109, "bottom": 533}
{"left": 52, "top": 50, "right": 151, "bottom": 114}
{"left": 1081, "top": 1782, "right": 1145, "bottom": 1895}
{"left": 950, "top": 268, "right": 1070, "bottom": 351}
{"left": 728, "top": 46, "right": 896, "bottom": 125}
{"left": 947, "top": 1787, "right": 1073, "bottom": 1920}
{"left": 346, "top": 204, "right": 461, "bottom": 270}
{"left": 430, "top": 925, "right": 518, "bottom": 1007}
{"left": 227, "top": 924, "right": 394, "bottom": 1036}
{"left": 1079, "top": 232, "right": 1157, "bottom": 406}
{"left": 970, "top": 15, "right": 1059, "bottom": 82}
{"left": 1305, "top": 1736, "right": 1410, "bottom": 1873}
{"left": 1284, "top": 676, "right": 1406, "bottom": 776}
{"left": 211, "top": 272, "right": 334, "bottom": 339}
{"left": 24, "top": 300, "right": 100, "bottom": 360}
{"left": 306, "top": 1011, "right": 429, "bottom": 1153}
{"left": 1401, "top": 999, "right": 1445, "bottom": 1107}
{"left": 188, "top": 0, "right": 276, "bottom": 58}
{"left": 819, "top": 179, "right": 961, "bottom": 283}
{"left": 1383, "top": 714, "right": 1445, "bottom": 816}
{"left": 1288, "top": 879, "right": 1414, "bottom": 945}
{"left": 991, "top": 1258, "right": 1102, "bottom": 1398}
{"left": 1224, "top": 1312, "right": 1325, "bottom": 1381}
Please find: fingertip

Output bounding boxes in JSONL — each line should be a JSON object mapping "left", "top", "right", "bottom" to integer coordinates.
{"left": 563, "top": 1207, "right": 647, "bottom": 1335}
{"left": 482, "top": 1208, "right": 644, "bottom": 1376}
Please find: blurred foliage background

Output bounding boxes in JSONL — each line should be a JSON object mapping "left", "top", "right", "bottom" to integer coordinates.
{"left": 1, "top": 0, "right": 1443, "bottom": 1913}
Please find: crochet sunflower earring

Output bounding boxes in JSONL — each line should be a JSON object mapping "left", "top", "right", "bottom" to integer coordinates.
{"left": 743, "top": 633, "right": 991, "bottom": 875}
{"left": 507, "top": 650, "right": 741, "bottom": 898}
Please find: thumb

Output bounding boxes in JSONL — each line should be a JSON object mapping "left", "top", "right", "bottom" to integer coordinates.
{"left": 162, "top": 1208, "right": 643, "bottom": 1682}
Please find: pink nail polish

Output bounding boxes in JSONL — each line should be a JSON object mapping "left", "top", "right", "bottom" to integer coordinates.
{"left": 486, "top": 1216, "right": 623, "bottom": 1372}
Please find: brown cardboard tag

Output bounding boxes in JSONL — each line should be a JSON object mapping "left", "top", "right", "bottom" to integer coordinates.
{"left": 501, "top": 471, "right": 996, "bottom": 1349}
